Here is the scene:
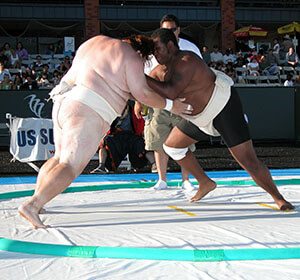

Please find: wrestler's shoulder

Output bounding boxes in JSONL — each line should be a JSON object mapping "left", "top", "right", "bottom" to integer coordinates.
{"left": 178, "top": 51, "right": 202, "bottom": 65}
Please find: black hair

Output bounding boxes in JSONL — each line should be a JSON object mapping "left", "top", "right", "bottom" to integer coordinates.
{"left": 160, "top": 14, "right": 180, "bottom": 28}
{"left": 151, "top": 28, "right": 179, "bottom": 49}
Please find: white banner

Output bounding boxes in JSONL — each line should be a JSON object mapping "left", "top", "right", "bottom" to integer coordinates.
{"left": 9, "top": 118, "right": 55, "bottom": 162}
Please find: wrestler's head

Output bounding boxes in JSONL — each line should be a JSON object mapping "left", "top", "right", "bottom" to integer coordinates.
{"left": 151, "top": 28, "right": 179, "bottom": 65}
{"left": 123, "top": 34, "right": 154, "bottom": 61}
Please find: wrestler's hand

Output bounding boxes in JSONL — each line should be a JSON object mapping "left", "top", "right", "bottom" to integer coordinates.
{"left": 171, "top": 98, "right": 193, "bottom": 115}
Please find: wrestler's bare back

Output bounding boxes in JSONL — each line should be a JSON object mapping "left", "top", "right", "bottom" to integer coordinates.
{"left": 62, "top": 36, "right": 140, "bottom": 114}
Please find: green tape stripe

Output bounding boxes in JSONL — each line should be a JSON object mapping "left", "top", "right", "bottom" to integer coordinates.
{"left": 1, "top": 238, "right": 300, "bottom": 261}
{"left": 1, "top": 179, "right": 299, "bottom": 200}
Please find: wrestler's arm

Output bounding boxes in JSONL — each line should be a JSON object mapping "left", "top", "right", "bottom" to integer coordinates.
{"left": 145, "top": 56, "right": 196, "bottom": 100}
{"left": 126, "top": 56, "right": 191, "bottom": 115}
{"left": 125, "top": 56, "right": 167, "bottom": 108}
{"left": 133, "top": 67, "right": 160, "bottom": 118}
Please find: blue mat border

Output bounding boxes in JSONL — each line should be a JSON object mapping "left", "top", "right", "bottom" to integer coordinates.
{"left": 1, "top": 169, "right": 300, "bottom": 185}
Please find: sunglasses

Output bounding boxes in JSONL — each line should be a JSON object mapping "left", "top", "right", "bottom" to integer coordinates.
{"left": 169, "top": 27, "right": 177, "bottom": 32}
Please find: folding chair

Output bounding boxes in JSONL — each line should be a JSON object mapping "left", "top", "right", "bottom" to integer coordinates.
{"left": 246, "top": 75, "right": 258, "bottom": 84}
{"left": 257, "top": 75, "right": 269, "bottom": 84}
{"left": 280, "top": 74, "right": 287, "bottom": 83}
{"left": 268, "top": 75, "right": 280, "bottom": 84}
{"left": 283, "top": 66, "right": 296, "bottom": 75}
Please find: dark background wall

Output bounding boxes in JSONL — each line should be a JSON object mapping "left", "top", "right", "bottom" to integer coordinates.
{"left": 0, "top": 87, "right": 297, "bottom": 146}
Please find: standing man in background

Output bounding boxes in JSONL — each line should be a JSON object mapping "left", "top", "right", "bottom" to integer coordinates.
{"left": 137, "top": 14, "right": 202, "bottom": 191}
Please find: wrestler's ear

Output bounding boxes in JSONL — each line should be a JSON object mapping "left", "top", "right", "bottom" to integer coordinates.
{"left": 167, "top": 40, "right": 175, "bottom": 50}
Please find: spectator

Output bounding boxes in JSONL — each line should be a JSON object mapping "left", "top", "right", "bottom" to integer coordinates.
{"left": 210, "top": 45, "right": 223, "bottom": 63}
{"left": 46, "top": 43, "right": 56, "bottom": 57}
{"left": 16, "top": 42, "right": 29, "bottom": 62}
{"left": 0, "top": 61, "right": 11, "bottom": 81}
{"left": 59, "top": 56, "right": 71, "bottom": 74}
{"left": 284, "top": 73, "right": 294, "bottom": 86}
{"left": 259, "top": 55, "right": 270, "bottom": 74}
{"left": 55, "top": 40, "right": 64, "bottom": 54}
{"left": 12, "top": 72, "right": 23, "bottom": 90}
{"left": 31, "top": 55, "right": 44, "bottom": 73}
{"left": 244, "top": 48, "right": 253, "bottom": 63}
{"left": 22, "top": 65, "right": 36, "bottom": 80}
{"left": 214, "top": 62, "right": 224, "bottom": 72}
{"left": 36, "top": 64, "right": 53, "bottom": 82}
{"left": 51, "top": 69, "right": 62, "bottom": 86}
{"left": 272, "top": 38, "right": 280, "bottom": 60}
{"left": 294, "top": 75, "right": 300, "bottom": 86}
{"left": 3, "top": 42, "right": 12, "bottom": 58}
{"left": 37, "top": 72, "right": 52, "bottom": 88}
{"left": 255, "top": 50, "right": 264, "bottom": 63}
{"left": 0, "top": 73, "right": 12, "bottom": 90}
{"left": 286, "top": 47, "right": 299, "bottom": 67}
{"left": 0, "top": 47, "right": 10, "bottom": 68}
{"left": 224, "top": 62, "right": 236, "bottom": 82}
{"left": 261, "top": 49, "right": 280, "bottom": 76}
{"left": 91, "top": 100, "right": 154, "bottom": 173}
{"left": 234, "top": 51, "right": 247, "bottom": 68}
{"left": 201, "top": 45, "right": 211, "bottom": 64}
{"left": 9, "top": 48, "right": 21, "bottom": 69}
{"left": 223, "top": 48, "right": 235, "bottom": 65}
{"left": 282, "top": 34, "right": 294, "bottom": 55}
{"left": 247, "top": 56, "right": 260, "bottom": 76}
{"left": 21, "top": 75, "right": 38, "bottom": 90}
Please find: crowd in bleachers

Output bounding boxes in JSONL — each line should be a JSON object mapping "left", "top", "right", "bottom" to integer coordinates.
{"left": 0, "top": 37, "right": 300, "bottom": 90}
{"left": 0, "top": 41, "right": 72, "bottom": 90}
{"left": 204, "top": 36, "right": 300, "bottom": 86}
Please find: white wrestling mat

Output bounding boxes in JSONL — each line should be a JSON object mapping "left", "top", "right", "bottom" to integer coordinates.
{"left": 0, "top": 170, "right": 300, "bottom": 280}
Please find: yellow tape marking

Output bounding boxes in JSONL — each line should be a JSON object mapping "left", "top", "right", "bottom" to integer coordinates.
{"left": 255, "top": 202, "right": 294, "bottom": 213}
{"left": 168, "top": 205, "right": 196, "bottom": 216}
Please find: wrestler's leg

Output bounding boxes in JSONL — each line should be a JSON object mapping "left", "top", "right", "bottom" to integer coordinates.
{"left": 35, "top": 157, "right": 60, "bottom": 214}
{"left": 19, "top": 101, "right": 110, "bottom": 228}
{"left": 35, "top": 97, "right": 63, "bottom": 191}
{"left": 228, "top": 140, "right": 294, "bottom": 210}
{"left": 164, "top": 127, "right": 216, "bottom": 201}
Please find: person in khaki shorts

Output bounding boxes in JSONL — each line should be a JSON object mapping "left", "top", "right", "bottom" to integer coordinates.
{"left": 141, "top": 14, "right": 202, "bottom": 191}
{"left": 145, "top": 106, "right": 196, "bottom": 190}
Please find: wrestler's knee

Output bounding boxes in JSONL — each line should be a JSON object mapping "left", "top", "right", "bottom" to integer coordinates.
{"left": 58, "top": 162, "right": 82, "bottom": 180}
{"left": 163, "top": 144, "right": 188, "bottom": 161}
{"left": 237, "top": 154, "right": 261, "bottom": 173}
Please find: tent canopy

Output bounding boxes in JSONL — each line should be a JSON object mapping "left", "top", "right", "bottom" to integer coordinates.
{"left": 233, "top": 26, "right": 268, "bottom": 38}
{"left": 277, "top": 21, "right": 300, "bottom": 34}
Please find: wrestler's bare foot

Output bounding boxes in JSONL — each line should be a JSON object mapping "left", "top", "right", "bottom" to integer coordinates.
{"left": 190, "top": 181, "right": 217, "bottom": 202}
{"left": 18, "top": 203, "right": 49, "bottom": 229}
{"left": 275, "top": 198, "right": 295, "bottom": 211}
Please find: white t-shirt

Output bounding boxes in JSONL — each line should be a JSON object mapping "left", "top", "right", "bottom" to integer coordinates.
{"left": 273, "top": 43, "right": 280, "bottom": 55}
{"left": 284, "top": 80, "right": 293, "bottom": 86}
{"left": 223, "top": 54, "right": 236, "bottom": 64}
{"left": 210, "top": 51, "right": 224, "bottom": 63}
{"left": 0, "top": 69, "right": 12, "bottom": 81}
{"left": 144, "top": 37, "right": 202, "bottom": 74}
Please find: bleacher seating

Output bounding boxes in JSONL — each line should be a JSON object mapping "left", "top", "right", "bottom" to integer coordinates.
{"left": 268, "top": 75, "right": 281, "bottom": 84}
{"left": 257, "top": 76, "right": 269, "bottom": 84}
{"left": 283, "top": 66, "right": 296, "bottom": 75}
